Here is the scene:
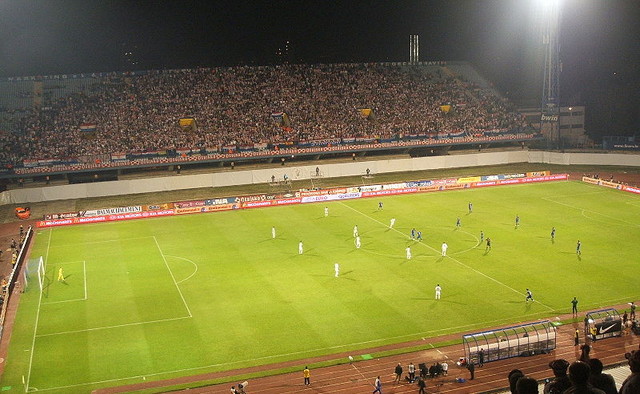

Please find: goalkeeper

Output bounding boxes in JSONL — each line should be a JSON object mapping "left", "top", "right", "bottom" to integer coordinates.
{"left": 58, "top": 267, "right": 65, "bottom": 282}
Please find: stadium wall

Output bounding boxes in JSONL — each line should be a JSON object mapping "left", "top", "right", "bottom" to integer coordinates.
{"left": 2, "top": 151, "right": 639, "bottom": 205}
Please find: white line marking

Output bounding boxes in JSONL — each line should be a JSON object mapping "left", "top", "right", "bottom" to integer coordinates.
{"left": 350, "top": 363, "right": 373, "bottom": 387}
{"left": 42, "top": 298, "right": 85, "bottom": 305}
{"left": 153, "top": 236, "right": 192, "bottom": 317}
{"left": 36, "top": 316, "right": 191, "bottom": 338}
{"left": 26, "top": 228, "right": 52, "bottom": 392}
{"left": 83, "top": 260, "right": 88, "bottom": 300}
{"left": 543, "top": 196, "right": 640, "bottom": 228}
{"left": 49, "top": 235, "right": 155, "bottom": 248}
{"left": 339, "top": 202, "right": 554, "bottom": 311}
{"left": 166, "top": 255, "right": 199, "bottom": 284}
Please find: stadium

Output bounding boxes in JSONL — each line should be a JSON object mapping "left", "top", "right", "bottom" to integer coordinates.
{"left": 0, "top": 1, "right": 639, "bottom": 393}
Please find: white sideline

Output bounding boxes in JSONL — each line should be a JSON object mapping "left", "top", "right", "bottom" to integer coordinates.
{"left": 25, "top": 228, "right": 52, "bottom": 392}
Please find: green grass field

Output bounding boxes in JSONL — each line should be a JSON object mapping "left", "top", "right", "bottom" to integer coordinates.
{"left": 2, "top": 179, "right": 639, "bottom": 392}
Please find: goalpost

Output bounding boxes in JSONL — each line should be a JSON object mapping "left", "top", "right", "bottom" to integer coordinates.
{"left": 23, "top": 256, "right": 45, "bottom": 292}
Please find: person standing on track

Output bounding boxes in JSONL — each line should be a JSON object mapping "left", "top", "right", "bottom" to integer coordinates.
{"left": 373, "top": 376, "right": 382, "bottom": 393}
{"left": 394, "top": 363, "right": 403, "bottom": 383}
{"left": 408, "top": 362, "right": 416, "bottom": 382}
{"left": 303, "top": 366, "right": 311, "bottom": 385}
{"left": 417, "top": 376, "right": 426, "bottom": 394}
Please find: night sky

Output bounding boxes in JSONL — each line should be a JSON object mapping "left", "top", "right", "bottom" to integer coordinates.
{"left": 1, "top": 0, "right": 638, "bottom": 137}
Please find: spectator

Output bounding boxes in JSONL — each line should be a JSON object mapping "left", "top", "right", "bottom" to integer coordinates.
{"left": 619, "top": 350, "right": 640, "bottom": 394}
{"left": 516, "top": 376, "right": 539, "bottom": 394}
{"left": 587, "top": 358, "right": 616, "bottom": 394}
{"left": 579, "top": 344, "right": 591, "bottom": 363}
{"left": 543, "top": 359, "right": 571, "bottom": 394}
{"left": 564, "top": 361, "right": 605, "bottom": 394}
{"left": 508, "top": 369, "right": 525, "bottom": 393}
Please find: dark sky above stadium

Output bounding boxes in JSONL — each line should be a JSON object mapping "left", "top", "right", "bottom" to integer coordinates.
{"left": 1, "top": 0, "right": 639, "bottom": 134}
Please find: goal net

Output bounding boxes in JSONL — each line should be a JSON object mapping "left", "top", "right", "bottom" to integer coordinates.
{"left": 23, "top": 256, "right": 45, "bottom": 292}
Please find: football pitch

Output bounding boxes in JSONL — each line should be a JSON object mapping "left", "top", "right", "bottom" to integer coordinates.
{"left": 2, "top": 179, "right": 639, "bottom": 392}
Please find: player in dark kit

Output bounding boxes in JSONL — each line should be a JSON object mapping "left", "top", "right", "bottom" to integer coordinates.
{"left": 576, "top": 240, "right": 581, "bottom": 255}
{"left": 525, "top": 289, "right": 534, "bottom": 302}
{"left": 551, "top": 227, "right": 556, "bottom": 240}
{"left": 485, "top": 237, "right": 491, "bottom": 251}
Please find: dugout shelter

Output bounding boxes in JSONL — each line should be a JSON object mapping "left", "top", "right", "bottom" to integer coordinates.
{"left": 584, "top": 308, "right": 622, "bottom": 340}
{"left": 462, "top": 320, "right": 556, "bottom": 365}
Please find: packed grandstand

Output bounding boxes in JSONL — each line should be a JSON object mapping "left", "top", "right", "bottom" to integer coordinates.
{"left": 0, "top": 62, "right": 538, "bottom": 174}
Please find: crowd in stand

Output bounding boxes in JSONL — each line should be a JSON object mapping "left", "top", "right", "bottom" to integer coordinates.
{"left": 507, "top": 348, "right": 640, "bottom": 394}
{"left": 0, "top": 63, "right": 529, "bottom": 166}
